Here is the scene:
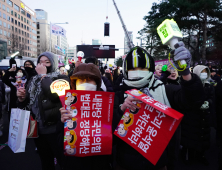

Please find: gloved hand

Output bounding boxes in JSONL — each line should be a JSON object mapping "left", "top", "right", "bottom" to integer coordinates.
{"left": 170, "top": 41, "right": 191, "bottom": 75}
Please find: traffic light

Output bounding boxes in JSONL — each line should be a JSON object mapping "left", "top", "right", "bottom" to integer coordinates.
{"left": 104, "top": 22, "right": 110, "bottom": 36}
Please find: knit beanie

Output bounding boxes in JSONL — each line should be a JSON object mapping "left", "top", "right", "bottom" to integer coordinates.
{"left": 210, "top": 66, "right": 217, "bottom": 73}
{"left": 123, "top": 46, "right": 155, "bottom": 79}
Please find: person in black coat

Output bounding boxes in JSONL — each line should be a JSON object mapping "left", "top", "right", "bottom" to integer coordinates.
{"left": 2, "top": 58, "right": 28, "bottom": 118}
{"left": 210, "top": 67, "right": 221, "bottom": 83}
{"left": 180, "top": 65, "right": 215, "bottom": 166}
{"left": 114, "top": 73, "right": 123, "bottom": 92}
{"left": 0, "top": 70, "right": 5, "bottom": 136}
{"left": 113, "top": 68, "right": 120, "bottom": 85}
{"left": 157, "top": 65, "right": 180, "bottom": 170}
{"left": 214, "top": 73, "right": 222, "bottom": 169}
{"left": 17, "top": 52, "right": 69, "bottom": 170}
{"left": 24, "top": 60, "right": 37, "bottom": 82}
{"left": 113, "top": 43, "right": 204, "bottom": 170}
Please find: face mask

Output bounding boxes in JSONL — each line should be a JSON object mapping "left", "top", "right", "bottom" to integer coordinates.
{"left": 25, "top": 67, "right": 34, "bottom": 73}
{"left": 46, "top": 66, "right": 52, "bottom": 73}
{"left": 17, "top": 72, "right": 23, "bottom": 77}
{"left": 200, "top": 73, "right": 208, "bottom": 80}
{"left": 128, "top": 70, "right": 149, "bottom": 79}
{"left": 76, "top": 83, "right": 97, "bottom": 91}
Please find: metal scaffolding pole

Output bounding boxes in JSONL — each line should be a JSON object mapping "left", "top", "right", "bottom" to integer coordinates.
{"left": 112, "top": 0, "right": 134, "bottom": 49}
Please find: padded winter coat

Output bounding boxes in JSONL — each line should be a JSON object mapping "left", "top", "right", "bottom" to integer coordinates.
{"left": 18, "top": 75, "right": 69, "bottom": 126}
{"left": 181, "top": 83, "right": 215, "bottom": 152}
{"left": 113, "top": 74, "right": 204, "bottom": 170}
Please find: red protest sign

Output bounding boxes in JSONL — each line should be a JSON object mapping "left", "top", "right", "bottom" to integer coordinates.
{"left": 114, "top": 89, "right": 183, "bottom": 165}
{"left": 64, "top": 90, "right": 114, "bottom": 157}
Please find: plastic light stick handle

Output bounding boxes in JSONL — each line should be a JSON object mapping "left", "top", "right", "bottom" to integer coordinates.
{"left": 78, "top": 57, "right": 82, "bottom": 62}
{"left": 169, "top": 37, "right": 186, "bottom": 67}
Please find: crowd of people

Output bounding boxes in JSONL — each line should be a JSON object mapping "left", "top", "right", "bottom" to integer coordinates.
{"left": 0, "top": 41, "right": 222, "bottom": 170}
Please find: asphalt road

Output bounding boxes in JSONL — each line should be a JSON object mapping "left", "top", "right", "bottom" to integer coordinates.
{"left": 0, "top": 111, "right": 219, "bottom": 170}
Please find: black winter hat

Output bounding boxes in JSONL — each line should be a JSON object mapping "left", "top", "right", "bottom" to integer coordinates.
{"left": 123, "top": 46, "right": 155, "bottom": 78}
{"left": 210, "top": 66, "right": 217, "bottom": 73}
{"left": 85, "top": 56, "right": 98, "bottom": 66}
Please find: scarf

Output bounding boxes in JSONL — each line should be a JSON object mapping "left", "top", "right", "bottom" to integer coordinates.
{"left": 28, "top": 72, "right": 60, "bottom": 109}
{"left": 123, "top": 72, "right": 171, "bottom": 107}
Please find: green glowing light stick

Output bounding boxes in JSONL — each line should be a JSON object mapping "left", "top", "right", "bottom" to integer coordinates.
{"left": 162, "top": 65, "right": 168, "bottom": 72}
{"left": 157, "top": 19, "right": 187, "bottom": 69}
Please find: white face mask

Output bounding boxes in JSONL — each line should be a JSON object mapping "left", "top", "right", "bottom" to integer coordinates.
{"left": 17, "top": 72, "right": 23, "bottom": 77}
{"left": 200, "top": 73, "right": 208, "bottom": 80}
{"left": 128, "top": 70, "right": 149, "bottom": 79}
{"left": 76, "top": 83, "right": 97, "bottom": 91}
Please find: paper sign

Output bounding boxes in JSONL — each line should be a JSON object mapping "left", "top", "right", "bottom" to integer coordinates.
{"left": 64, "top": 90, "right": 114, "bottom": 157}
{"left": 50, "top": 79, "right": 70, "bottom": 106}
{"left": 114, "top": 89, "right": 183, "bottom": 165}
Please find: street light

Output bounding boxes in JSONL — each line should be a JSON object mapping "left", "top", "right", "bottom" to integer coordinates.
{"left": 34, "top": 22, "right": 68, "bottom": 52}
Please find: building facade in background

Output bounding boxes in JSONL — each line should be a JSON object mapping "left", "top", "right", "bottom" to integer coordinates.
{"left": 35, "top": 9, "right": 59, "bottom": 56}
{"left": 67, "top": 46, "right": 76, "bottom": 59}
{"left": 57, "top": 36, "right": 68, "bottom": 55}
{"left": 0, "top": 0, "right": 37, "bottom": 58}
{"left": 124, "top": 31, "right": 133, "bottom": 54}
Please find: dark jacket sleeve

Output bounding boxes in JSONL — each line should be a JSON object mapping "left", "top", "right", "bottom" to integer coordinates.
{"left": 0, "top": 83, "right": 2, "bottom": 103}
{"left": 216, "top": 80, "right": 222, "bottom": 100}
{"left": 68, "top": 69, "right": 74, "bottom": 79}
{"left": 113, "top": 91, "right": 124, "bottom": 133}
{"left": 41, "top": 75, "right": 70, "bottom": 102}
{"left": 114, "top": 74, "right": 123, "bottom": 92}
{"left": 102, "top": 76, "right": 114, "bottom": 92}
{"left": 159, "top": 71, "right": 171, "bottom": 85}
{"left": 2, "top": 70, "right": 16, "bottom": 88}
{"left": 165, "top": 74, "right": 205, "bottom": 111}
{"left": 0, "top": 81, "right": 5, "bottom": 103}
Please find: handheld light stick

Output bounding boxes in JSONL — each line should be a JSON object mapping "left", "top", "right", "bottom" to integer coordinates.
{"left": 157, "top": 19, "right": 187, "bottom": 70}
{"left": 77, "top": 51, "right": 84, "bottom": 62}
{"left": 50, "top": 79, "right": 70, "bottom": 106}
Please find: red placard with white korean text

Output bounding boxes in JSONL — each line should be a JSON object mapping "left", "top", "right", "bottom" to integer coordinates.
{"left": 64, "top": 90, "right": 114, "bottom": 157}
{"left": 114, "top": 89, "right": 184, "bottom": 165}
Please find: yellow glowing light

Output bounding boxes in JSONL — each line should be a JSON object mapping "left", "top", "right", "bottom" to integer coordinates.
{"left": 21, "top": 3, "right": 25, "bottom": 8}
{"left": 50, "top": 79, "right": 70, "bottom": 96}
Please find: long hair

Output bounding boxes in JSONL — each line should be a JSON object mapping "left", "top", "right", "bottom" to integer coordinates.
{"left": 105, "top": 73, "right": 113, "bottom": 84}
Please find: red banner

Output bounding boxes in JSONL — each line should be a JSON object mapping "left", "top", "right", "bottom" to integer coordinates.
{"left": 114, "top": 89, "right": 184, "bottom": 165}
{"left": 63, "top": 90, "right": 114, "bottom": 157}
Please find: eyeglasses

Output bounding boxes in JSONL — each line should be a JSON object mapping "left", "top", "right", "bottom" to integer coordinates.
{"left": 25, "top": 64, "right": 31, "bottom": 67}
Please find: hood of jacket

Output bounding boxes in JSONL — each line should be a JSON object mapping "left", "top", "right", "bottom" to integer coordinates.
{"left": 37, "top": 52, "right": 58, "bottom": 73}
{"left": 193, "top": 65, "right": 211, "bottom": 80}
